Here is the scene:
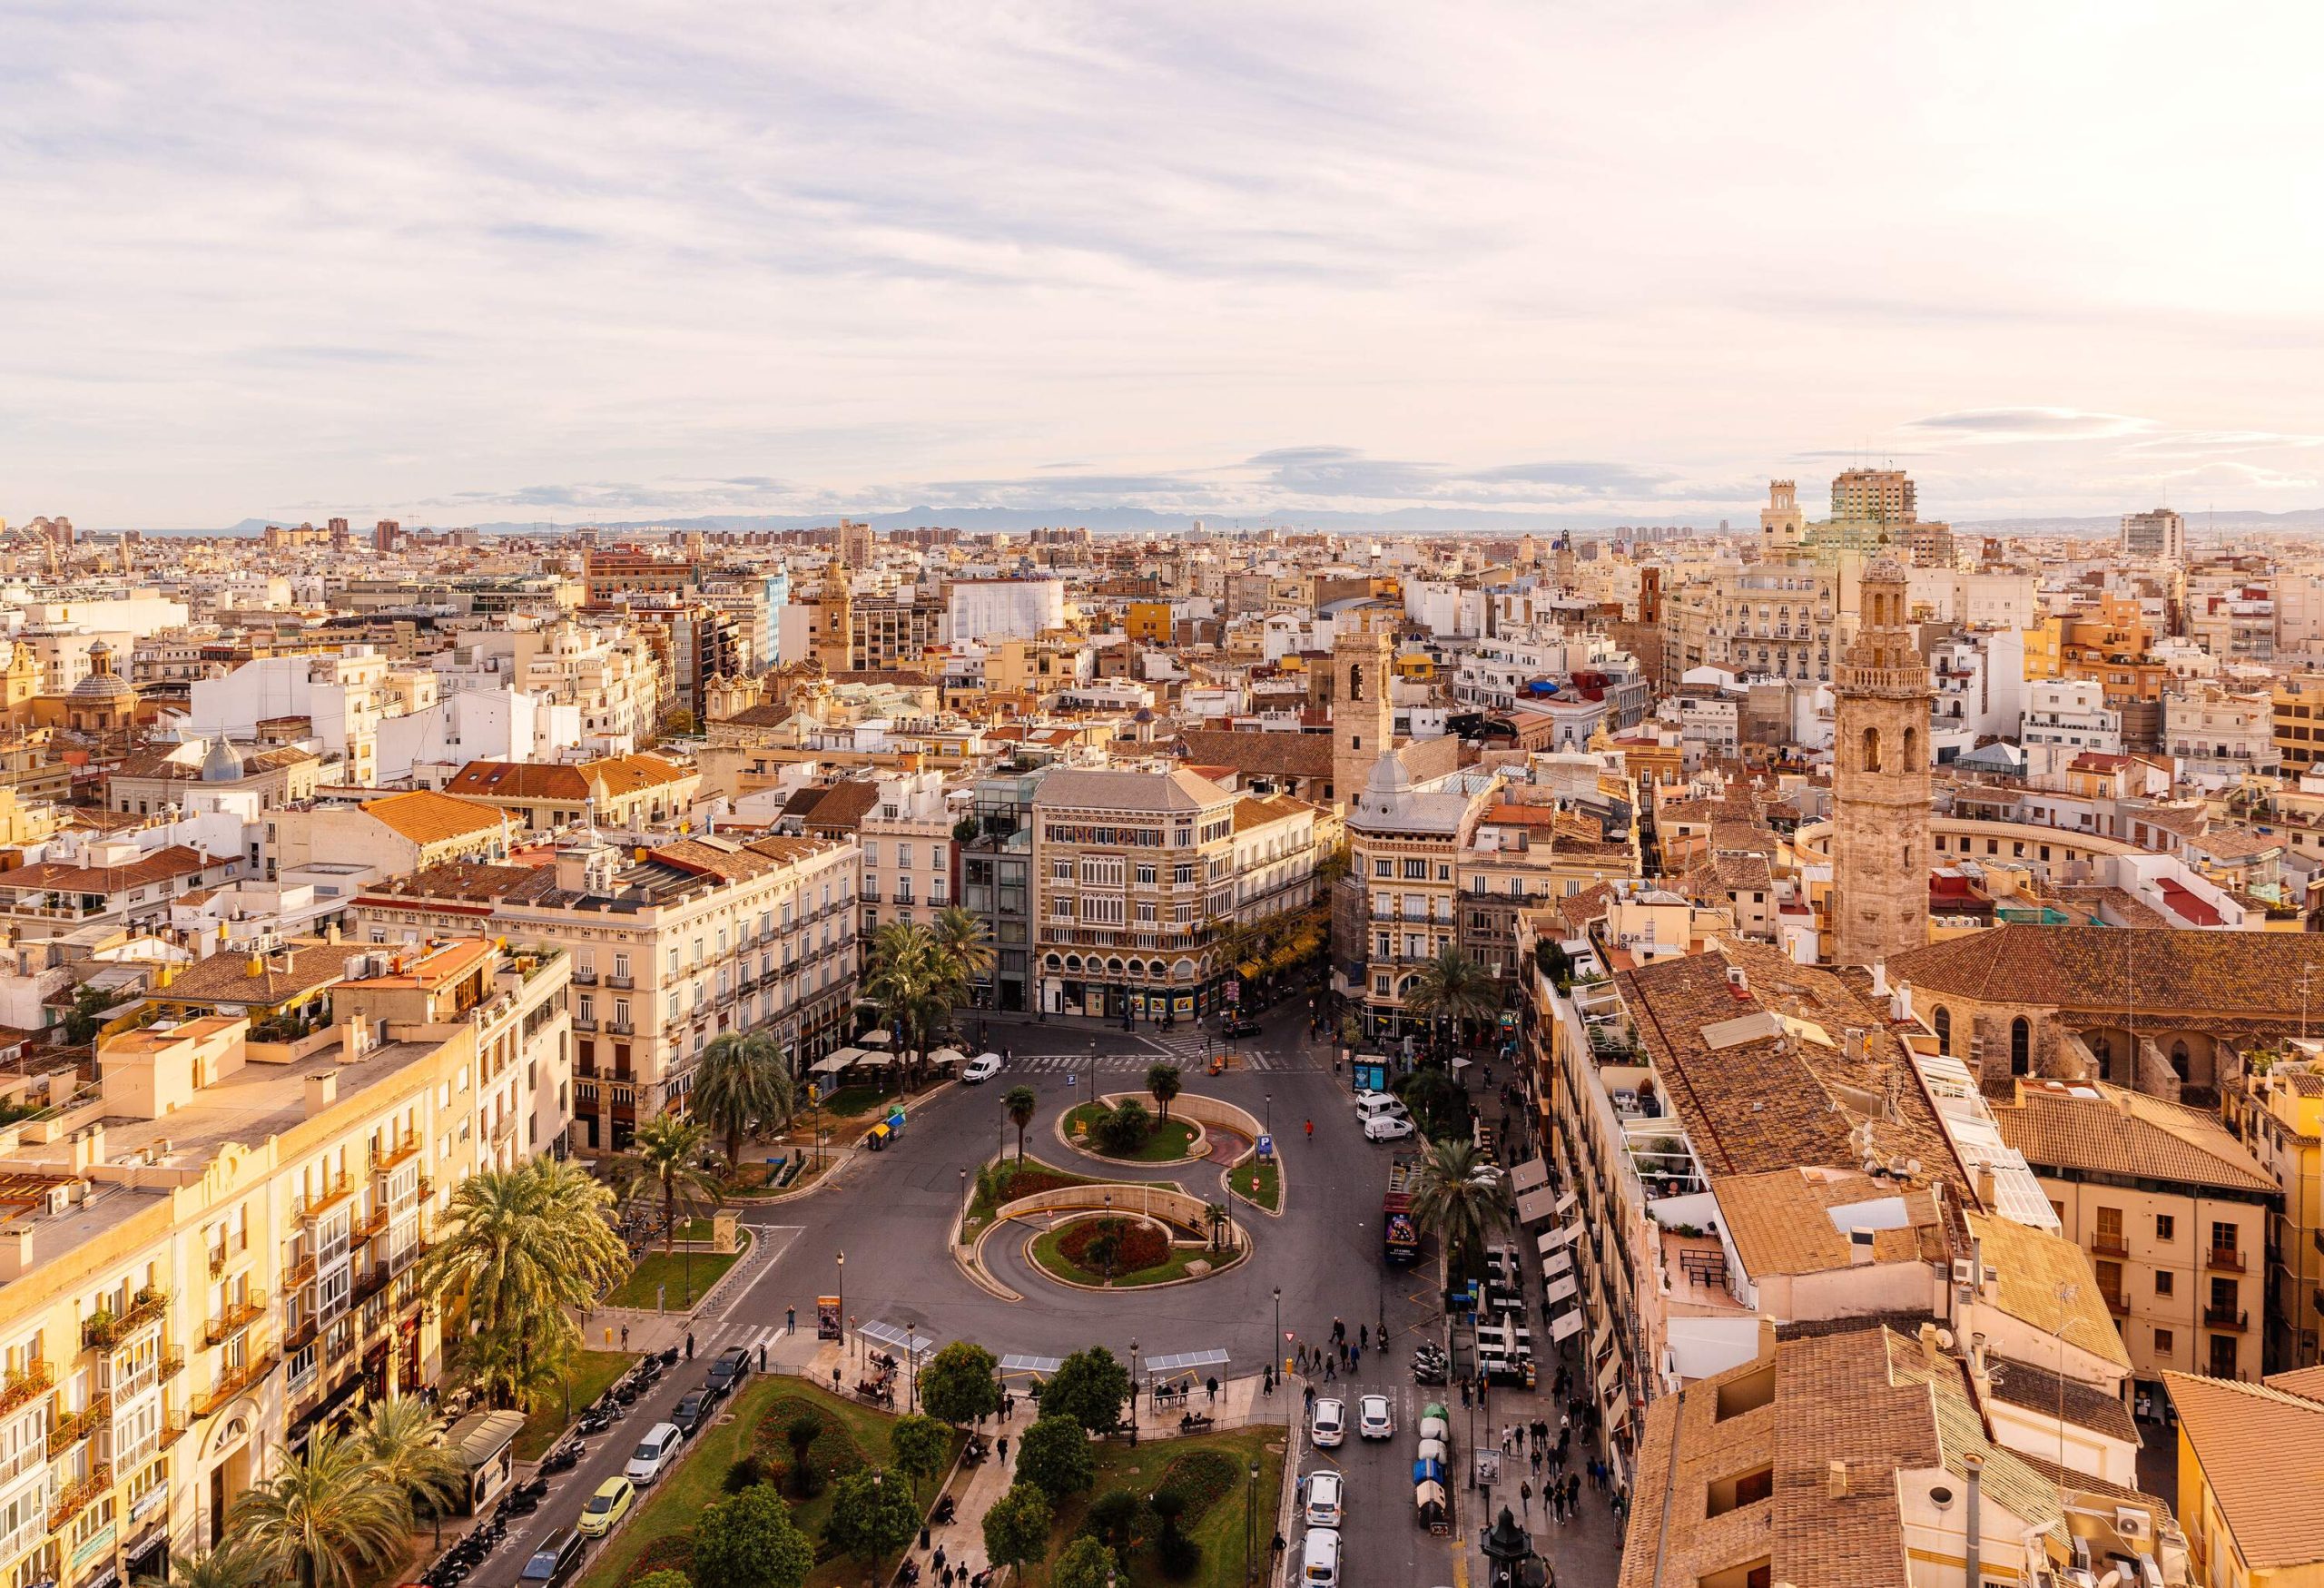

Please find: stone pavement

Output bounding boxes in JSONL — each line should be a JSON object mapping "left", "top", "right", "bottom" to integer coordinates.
{"left": 1459, "top": 1350, "right": 1627, "bottom": 1587}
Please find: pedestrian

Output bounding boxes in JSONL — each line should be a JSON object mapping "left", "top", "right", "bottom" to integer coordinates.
{"left": 786, "top": 1305, "right": 797, "bottom": 1333}
{"left": 1519, "top": 1479, "right": 1531, "bottom": 1518}
{"left": 1500, "top": 1425, "right": 1512, "bottom": 1455}
{"left": 1305, "top": 1118, "right": 1314, "bottom": 1141}
{"left": 997, "top": 1435, "right": 1009, "bottom": 1465}
{"left": 1332, "top": 1317, "right": 1344, "bottom": 1344}
{"left": 1459, "top": 1377, "right": 1472, "bottom": 1408}
{"left": 1264, "top": 1366, "right": 1275, "bottom": 1396}
{"left": 759, "top": 1343, "right": 767, "bottom": 1372}
{"left": 1359, "top": 1324, "right": 1369, "bottom": 1350}
{"left": 1304, "top": 1385, "right": 1316, "bottom": 1411}
{"left": 684, "top": 1332, "right": 694, "bottom": 1359}
{"left": 934, "top": 1545, "right": 946, "bottom": 1576}
{"left": 1206, "top": 1376, "right": 1217, "bottom": 1404}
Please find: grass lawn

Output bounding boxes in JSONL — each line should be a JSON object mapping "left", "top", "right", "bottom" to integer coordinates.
{"left": 575, "top": 1376, "right": 960, "bottom": 1588}
{"left": 811, "top": 1085, "right": 896, "bottom": 1118}
{"left": 604, "top": 1243, "right": 744, "bottom": 1310}
{"left": 960, "top": 1157, "right": 1105, "bottom": 1243}
{"left": 1042, "top": 1426, "right": 1288, "bottom": 1588}
{"left": 1064, "top": 1102, "right": 1201, "bottom": 1161}
{"left": 514, "top": 1350, "right": 632, "bottom": 1460}
{"left": 1226, "top": 1158, "right": 1281, "bottom": 1212}
{"left": 725, "top": 1154, "right": 836, "bottom": 1198}
{"left": 1028, "top": 1222, "right": 1245, "bottom": 1288}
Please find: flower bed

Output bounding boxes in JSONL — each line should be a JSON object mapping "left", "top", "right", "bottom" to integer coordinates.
{"left": 1157, "top": 1447, "right": 1241, "bottom": 1524}
{"left": 1058, "top": 1217, "right": 1168, "bottom": 1275}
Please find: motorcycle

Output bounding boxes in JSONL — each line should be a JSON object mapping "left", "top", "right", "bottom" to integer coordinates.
{"left": 658, "top": 1346, "right": 680, "bottom": 1366}
{"left": 543, "top": 1441, "right": 582, "bottom": 1474}
{"left": 1413, "top": 1348, "right": 1450, "bottom": 1386}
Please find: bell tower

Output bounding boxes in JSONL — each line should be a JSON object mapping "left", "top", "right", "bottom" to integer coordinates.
{"left": 1760, "top": 478, "right": 1805, "bottom": 553}
{"left": 1830, "top": 558, "right": 1933, "bottom": 967}
{"left": 1331, "top": 627, "right": 1393, "bottom": 810}
{"left": 814, "top": 556, "right": 854, "bottom": 674}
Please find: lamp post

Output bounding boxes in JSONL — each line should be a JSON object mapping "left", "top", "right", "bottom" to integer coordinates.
{"left": 835, "top": 1249, "right": 845, "bottom": 1363}
{"left": 1130, "top": 1337, "right": 1140, "bottom": 1433}
{"left": 910, "top": 1331, "right": 923, "bottom": 1414}
{"left": 1273, "top": 1286, "right": 1283, "bottom": 1415}
{"left": 1244, "top": 1456, "right": 1259, "bottom": 1584}
{"left": 1103, "top": 1190, "right": 1116, "bottom": 1283}
{"left": 1265, "top": 1091, "right": 1273, "bottom": 1141}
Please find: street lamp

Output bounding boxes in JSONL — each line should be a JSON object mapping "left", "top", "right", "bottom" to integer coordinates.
{"left": 1102, "top": 1190, "right": 1116, "bottom": 1283}
{"left": 1273, "top": 1286, "right": 1283, "bottom": 1414}
{"left": 1130, "top": 1337, "right": 1140, "bottom": 1431}
{"left": 1264, "top": 1091, "right": 1273, "bottom": 1140}
{"left": 1244, "top": 1458, "right": 1261, "bottom": 1584}
{"left": 835, "top": 1250, "right": 845, "bottom": 1362}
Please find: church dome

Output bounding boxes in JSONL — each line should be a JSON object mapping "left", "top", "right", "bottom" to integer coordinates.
{"left": 68, "top": 640, "right": 133, "bottom": 702}
{"left": 199, "top": 735, "right": 246, "bottom": 783}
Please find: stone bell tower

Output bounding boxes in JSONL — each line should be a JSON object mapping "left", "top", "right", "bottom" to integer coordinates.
{"left": 1331, "top": 626, "right": 1393, "bottom": 810}
{"left": 1830, "top": 558, "right": 1933, "bottom": 967}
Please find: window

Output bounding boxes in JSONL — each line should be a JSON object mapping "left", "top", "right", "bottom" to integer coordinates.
{"left": 1403, "top": 859, "right": 1427, "bottom": 879}
{"left": 899, "top": 843, "right": 914, "bottom": 870}
{"left": 2153, "top": 1328, "right": 2173, "bottom": 1358}
{"left": 2211, "top": 1221, "right": 2238, "bottom": 1259}
{"left": 2155, "top": 1270, "right": 2173, "bottom": 1297}
{"left": 1052, "top": 859, "right": 1074, "bottom": 881}
{"left": 2155, "top": 1214, "right": 2175, "bottom": 1243}
{"left": 2009, "top": 1017, "right": 2031, "bottom": 1076}
{"left": 1372, "top": 859, "right": 1392, "bottom": 878}
{"left": 862, "top": 841, "right": 879, "bottom": 864}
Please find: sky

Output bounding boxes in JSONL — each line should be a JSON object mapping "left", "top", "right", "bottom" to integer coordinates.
{"left": 6, "top": 1, "right": 2323, "bottom": 531}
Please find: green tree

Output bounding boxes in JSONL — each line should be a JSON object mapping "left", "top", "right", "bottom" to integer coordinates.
{"left": 632, "top": 1573, "right": 692, "bottom": 1588}
{"left": 418, "top": 1157, "right": 629, "bottom": 1406}
{"left": 887, "top": 1414, "right": 950, "bottom": 1504}
{"left": 980, "top": 1484, "right": 1054, "bottom": 1581}
{"left": 1079, "top": 1490, "right": 1147, "bottom": 1556}
{"left": 1038, "top": 1346, "right": 1131, "bottom": 1435}
{"left": 1053, "top": 1536, "right": 1120, "bottom": 1588}
{"left": 350, "top": 1395, "right": 462, "bottom": 1533}
{"left": 64, "top": 982, "right": 125, "bottom": 1044}
{"left": 1145, "top": 1062, "right": 1182, "bottom": 1124}
{"left": 930, "top": 904, "right": 996, "bottom": 990}
{"left": 1003, "top": 1087, "right": 1039, "bottom": 1165}
{"left": 1094, "top": 1099, "right": 1152, "bottom": 1156}
{"left": 1015, "top": 1414, "right": 1096, "bottom": 1501}
{"left": 137, "top": 1544, "right": 266, "bottom": 1588}
{"left": 692, "top": 1031, "right": 795, "bottom": 1171}
{"left": 822, "top": 1467, "right": 918, "bottom": 1565}
{"left": 223, "top": 1431, "right": 412, "bottom": 1588}
{"left": 783, "top": 1413, "right": 823, "bottom": 1498}
{"left": 1402, "top": 945, "right": 1501, "bottom": 1045}
{"left": 864, "top": 922, "right": 964, "bottom": 1085}
{"left": 692, "top": 1484, "right": 813, "bottom": 1588}
{"left": 616, "top": 1113, "right": 723, "bottom": 1251}
{"left": 1406, "top": 1136, "right": 1510, "bottom": 1273}
{"left": 916, "top": 1340, "right": 1000, "bottom": 1428}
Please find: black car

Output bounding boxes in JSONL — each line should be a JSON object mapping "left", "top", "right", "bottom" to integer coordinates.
{"left": 520, "top": 1532, "right": 588, "bottom": 1588}
{"left": 705, "top": 1345, "right": 752, "bottom": 1396}
{"left": 1220, "top": 1017, "right": 1263, "bottom": 1039}
{"left": 671, "top": 1389, "right": 710, "bottom": 1435}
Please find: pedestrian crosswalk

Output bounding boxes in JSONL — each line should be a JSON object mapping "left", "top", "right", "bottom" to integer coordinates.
{"left": 994, "top": 1048, "right": 1302, "bottom": 1073}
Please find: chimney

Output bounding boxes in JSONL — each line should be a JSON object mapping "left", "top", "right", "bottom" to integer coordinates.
{"left": 1870, "top": 960, "right": 1888, "bottom": 996}
{"left": 1964, "top": 1455, "right": 1984, "bottom": 1586}
{"left": 1849, "top": 1226, "right": 1876, "bottom": 1265}
{"left": 1917, "top": 1320, "right": 1944, "bottom": 1369}
{"left": 1827, "top": 1458, "right": 1850, "bottom": 1498}
{"left": 0, "top": 1227, "right": 31, "bottom": 1281}
{"left": 1975, "top": 1164, "right": 1997, "bottom": 1210}
{"left": 1893, "top": 980, "right": 1914, "bottom": 1024}
{"left": 1844, "top": 1027, "right": 1866, "bottom": 1061}
{"left": 303, "top": 1070, "right": 339, "bottom": 1118}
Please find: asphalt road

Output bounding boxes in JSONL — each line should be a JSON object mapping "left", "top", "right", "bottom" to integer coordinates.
{"left": 452, "top": 1002, "right": 1461, "bottom": 1587}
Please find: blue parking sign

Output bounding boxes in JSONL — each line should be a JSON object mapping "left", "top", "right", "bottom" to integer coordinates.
{"left": 1256, "top": 1133, "right": 1275, "bottom": 1159}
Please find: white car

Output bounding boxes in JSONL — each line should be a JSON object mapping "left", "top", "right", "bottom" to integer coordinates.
{"left": 1302, "top": 1470, "right": 1344, "bottom": 1529}
{"left": 1309, "top": 1396, "right": 1345, "bottom": 1448}
{"left": 962, "top": 1052, "right": 1003, "bottom": 1084}
{"left": 625, "top": 1422, "right": 683, "bottom": 1484}
{"left": 1363, "top": 1112, "right": 1416, "bottom": 1141}
{"left": 1357, "top": 1394, "right": 1394, "bottom": 1440}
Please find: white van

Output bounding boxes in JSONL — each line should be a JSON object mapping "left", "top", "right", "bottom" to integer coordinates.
{"left": 1301, "top": 1527, "right": 1342, "bottom": 1587}
{"left": 1354, "top": 1092, "right": 1409, "bottom": 1127}
{"left": 625, "top": 1422, "right": 683, "bottom": 1484}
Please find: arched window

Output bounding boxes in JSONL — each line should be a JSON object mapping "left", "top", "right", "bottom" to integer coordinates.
{"left": 1347, "top": 664, "right": 1366, "bottom": 703}
{"left": 2171, "top": 1040, "right": 2191, "bottom": 1080}
{"left": 2010, "top": 1017, "right": 2032, "bottom": 1076}
{"left": 1862, "top": 726, "right": 1883, "bottom": 773}
{"left": 1933, "top": 1006, "right": 1952, "bottom": 1056}
{"left": 1903, "top": 726, "right": 1919, "bottom": 767}
{"left": 2091, "top": 1034, "right": 2114, "bottom": 1081}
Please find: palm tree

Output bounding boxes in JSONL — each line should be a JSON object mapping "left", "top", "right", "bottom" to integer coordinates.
{"left": 1003, "top": 1086, "right": 1039, "bottom": 1165}
{"left": 930, "top": 905, "right": 995, "bottom": 998}
{"left": 138, "top": 1544, "right": 265, "bottom": 1588}
{"left": 616, "top": 1114, "right": 722, "bottom": 1251}
{"left": 693, "top": 1031, "right": 795, "bottom": 1170}
{"left": 351, "top": 1396, "right": 463, "bottom": 1540}
{"left": 225, "top": 1431, "right": 414, "bottom": 1588}
{"left": 1146, "top": 1063, "right": 1182, "bottom": 1125}
{"left": 1402, "top": 945, "right": 1501, "bottom": 1050}
{"left": 418, "top": 1158, "right": 628, "bottom": 1406}
{"left": 865, "top": 921, "right": 962, "bottom": 1084}
{"left": 1406, "top": 1137, "right": 1510, "bottom": 1273}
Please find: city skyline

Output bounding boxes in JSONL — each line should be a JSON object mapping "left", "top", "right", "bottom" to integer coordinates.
{"left": 10, "top": 2, "right": 2322, "bottom": 528}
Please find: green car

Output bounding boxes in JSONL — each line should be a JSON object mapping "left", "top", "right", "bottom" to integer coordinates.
{"left": 576, "top": 1476, "right": 635, "bottom": 1539}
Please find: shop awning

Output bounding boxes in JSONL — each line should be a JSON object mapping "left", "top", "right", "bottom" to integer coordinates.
{"left": 1509, "top": 1159, "right": 1549, "bottom": 1195}
{"left": 854, "top": 1050, "right": 899, "bottom": 1068}
{"left": 1548, "top": 1309, "right": 1584, "bottom": 1344}
{"left": 1543, "top": 1276, "right": 1577, "bottom": 1306}
{"left": 1590, "top": 1319, "right": 1613, "bottom": 1359}
{"left": 858, "top": 1031, "right": 893, "bottom": 1047}
{"left": 810, "top": 1049, "right": 862, "bottom": 1075}
{"left": 1541, "top": 1248, "right": 1572, "bottom": 1280}
{"left": 1514, "top": 1187, "right": 1559, "bottom": 1225}
{"left": 928, "top": 1048, "right": 969, "bottom": 1070}
{"left": 1537, "top": 1227, "right": 1573, "bottom": 1254}
{"left": 1553, "top": 1189, "right": 1577, "bottom": 1217}
{"left": 1597, "top": 1354, "right": 1623, "bottom": 1396}
{"left": 1606, "top": 1396, "right": 1632, "bottom": 1434}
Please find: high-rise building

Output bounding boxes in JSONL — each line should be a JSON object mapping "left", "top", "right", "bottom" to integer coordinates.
{"left": 1830, "top": 558, "right": 1933, "bottom": 967}
{"left": 2122, "top": 507, "right": 2187, "bottom": 563}
{"left": 1830, "top": 468, "right": 1917, "bottom": 523}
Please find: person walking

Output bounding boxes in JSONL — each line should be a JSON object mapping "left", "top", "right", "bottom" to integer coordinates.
{"left": 684, "top": 1332, "right": 694, "bottom": 1360}
{"left": 619, "top": 1323, "right": 629, "bottom": 1351}
{"left": 1519, "top": 1479, "right": 1531, "bottom": 1519}
{"left": 997, "top": 1435, "right": 1009, "bottom": 1466}
{"left": 1305, "top": 1118, "right": 1314, "bottom": 1142}
{"left": 1359, "top": 1324, "right": 1369, "bottom": 1350}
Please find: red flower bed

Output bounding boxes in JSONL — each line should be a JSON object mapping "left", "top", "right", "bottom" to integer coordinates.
{"left": 997, "top": 1168, "right": 1085, "bottom": 1200}
{"left": 1059, "top": 1217, "right": 1169, "bottom": 1275}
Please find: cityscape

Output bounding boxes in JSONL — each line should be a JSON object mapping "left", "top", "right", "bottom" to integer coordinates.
{"left": 7, "top": 8, "right": 2322, "bottom": 1588}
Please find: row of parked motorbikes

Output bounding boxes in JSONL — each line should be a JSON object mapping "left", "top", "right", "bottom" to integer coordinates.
{"left": 419, "top": 1347, "right": 684, "bottom": 1586}
{"left": 1413, "top": 1341, "right": 1451, "bottom": 1385}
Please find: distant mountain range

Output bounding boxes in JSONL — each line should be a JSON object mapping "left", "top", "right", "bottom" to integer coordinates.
{"left": 155, "top": 502, "right": 2324, "bottom": 538}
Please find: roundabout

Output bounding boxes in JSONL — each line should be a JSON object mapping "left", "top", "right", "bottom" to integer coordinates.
{"left": 1023, "top": 1204, "right": 1249, "bottom": 1289}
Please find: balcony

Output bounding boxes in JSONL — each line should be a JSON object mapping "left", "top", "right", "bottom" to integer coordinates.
{"left": 288, "top": 1254, "right": 318, "bottom": 1289}
{"left": 83, "top": 1288, "right": 168, "bottom": 1351}
{"left": 2091, "top": 1232, "right": 2130, "bottom": 1258}
{"left": 607, "top": 1019, "right": 635, "bottom": 1036}
{"left": 606, "top": 973, "right": 635, "bottom": 990}
{"left": 192, "top": 1352, "right": 279, "bottom": 1419}
{"left": 352, "top": 1206, "right": 389, "bottom": 1245}
{"left": 2204, "top": 1306, "right": 2250, "bottom": 1332}
{"left": 47, "top": 1465, "right": 111, "bottom": 1533}
{"left": 0, "top": 1360, "right": 52, "bottom": 1415}
{"left": 2101, "top": 1288, "right": 2130, "bottom": 1317}
{"left": 371, "top": 1136, "right": 421, "bottom": 1177}
{"left": 572, "top": 966, "right": 598, "bottom": 985}
{"left": 46, "top": 1399, "right": 103, "bottom": 1458}
{"left": 571, "top": 1011, "right": 598, "bottom": 1031}
{"left": 204, "top": 1294, "right": 266, "bottom": 1348}
{"left": 157, "top": 1351, "right": 183, "bottom": 1384}
{"left": 299, "top": 1171, "right": 358, "bottom": 1224}
{"left": 2207, "top": 1246, "right": 2247, "bottom": 1273}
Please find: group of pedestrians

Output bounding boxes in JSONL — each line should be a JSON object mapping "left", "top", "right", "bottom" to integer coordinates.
{"left": 1294, "top": 1317, "right": 1369, "bottom": 1381}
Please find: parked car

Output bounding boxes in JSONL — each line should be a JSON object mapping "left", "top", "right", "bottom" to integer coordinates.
{"left": 671, "top": 1390, "right": 710, "bottom": 1435}
{"left": 1309, "top": 1396, "right": 1345, "bottom": 1448}
{"left": 625, "top": 1422, "right": 683, "bottom": 1485}
{"left": 1302, "top": 1469, "right": 1345, "bottom": 1529}
{"left": 1354, "top": 1093, "right": 1410, "bottom": 1126}
{"left": 576, "top": 1478, "right": 635, "bottom": 1538}
{"left": 520, "top": 1531, "right": 588, "bottom": 1588}
{"left": 1300, "top": 1526, "right": 1342, "bottom": 1586}
{"left": 705, "top": 1346, "right": 752, "bottom": 1396}
{"left": 1357, "top": 1394, "right": 1394, "bottom": 1440}
{"left": 1364, "top": 1113, "right": 1417, "bottom": 1141}
{"left": 962, "top": 1052, "right": 1003, "bottom": 1084}
{"left": 1221, "top": 1017, "right": 1263, "bottom": 1040}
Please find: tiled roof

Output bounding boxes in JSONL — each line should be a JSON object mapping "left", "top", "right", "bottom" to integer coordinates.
{"left": 0, "top": 843, "right": 224, "bottom": 897}
{"left": 1991, "top": 1080, "right": 2278, "bottom": 1195}
{"left": 798, "top": 779, "right": 880, "bottom": 833}
{"left": 360, "top": 790, "right": 506, "bottom": 847}
{"left": 162, "top": 941, "right": 350, "bottom": 1004}
{"left": 1965, "top": 1211, "right": 2132, "bottom": 1370}
{"left": 2163, "top": 1370, "right": 2324, "bottom": 1568}
{"left": 360, "top": 862, "right": 542, "bottom": 905}
{"left": 1888, "top": 923, "right": 2324, "bottom": 1021}
{"left": 446, "top": 753, "right": 695, "bottom": 804}
{"left": 1715, "top": 1169, "right": 1945, "bottom": 1277}
{"left": 1174, "top": 728, "right": 1334, "bottom": 780}
{"left": 1038, "top": 767, "right": 1233, "bottom": 814}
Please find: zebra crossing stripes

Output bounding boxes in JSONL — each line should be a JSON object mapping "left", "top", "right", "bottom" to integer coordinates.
{"left": 999, "top": 1050, "right": 1295, "bottom": 1073}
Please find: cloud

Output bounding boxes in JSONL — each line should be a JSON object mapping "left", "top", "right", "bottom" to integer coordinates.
{"left": 1902, "top": 409, "right": 2152, "bottom": 443}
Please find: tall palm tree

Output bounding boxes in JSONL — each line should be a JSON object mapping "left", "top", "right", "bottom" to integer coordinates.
{"left": 1402, "top": 945, "right": 1501, "bottom": 1048}
{"left": 1406, "top": 1137, "right": 1510, "bottom": 1273}
{"left": 930, "top": 905, "right": 995, "bottom": 997}
{"left": 225, "top": 1431, "right": 413, "bottom": 1588}
{"left": 138, "top": 1544, "right": 265, "bottom": 1588}
{"left": 1145, "top": 1063, "right": 1182, "bottom": 1125}
{"left": 1003, "top": 1086, "right": 1039, "bottom": 1165}
{"left": 616, "top": 1114, "right": 722, "bottom": 1251}
{"left": 693, "top": 1031, "right": 795, "bottom": 1169}
{"left": 865, "top": 921, "right": 962, "bottom": 1084}
{"left": 351, "top": 1396, "right": 463, "bottom": 1537}
{"left": 418, "top": 1158, "right": 628, "bottom": 1406}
